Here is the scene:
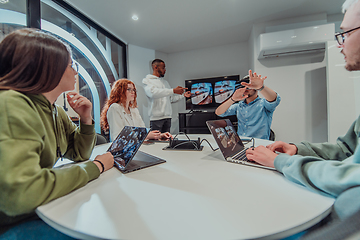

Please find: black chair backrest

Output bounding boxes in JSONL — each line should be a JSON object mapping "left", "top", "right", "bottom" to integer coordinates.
{"left": 269, "top": 129, "right": 275, "bottom": 141}
{"left": 96, "top": 133, "right": 108, "bottom": 145}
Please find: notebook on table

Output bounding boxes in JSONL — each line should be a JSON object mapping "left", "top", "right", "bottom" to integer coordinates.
{"left": 107, "top": 126, "right": 166, "bottom": 173}
{"left": 206, "top": 119, "right": 275, "bottom": 170}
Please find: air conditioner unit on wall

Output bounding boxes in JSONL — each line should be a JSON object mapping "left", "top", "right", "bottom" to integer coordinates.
{"left": 258, "top": 23, "right": 335, "bottom": 59}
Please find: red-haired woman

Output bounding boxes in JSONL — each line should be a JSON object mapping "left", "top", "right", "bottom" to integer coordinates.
{"left": 101, "top": 79, "right": 172, "bottom": 141}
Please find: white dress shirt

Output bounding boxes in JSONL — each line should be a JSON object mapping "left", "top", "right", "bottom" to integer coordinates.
{"left": 107, "top": 103, "right": 146, "bottom": 141}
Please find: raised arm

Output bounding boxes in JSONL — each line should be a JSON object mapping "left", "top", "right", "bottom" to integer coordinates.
{"left": 0, "top": 93, "right": 100, "bottom": 216}
{"left": 215, "top": 87, "right": 247, "bottom": 115}
{"left": 241, "top": 70, "right": 277, "bottom": 102}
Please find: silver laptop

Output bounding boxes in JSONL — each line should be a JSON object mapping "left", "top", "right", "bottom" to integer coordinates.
{"left": 206, "top": 119, "right": 275, "bottom": 170}
{"left": 107, "top": 126, "right": 166, "bottom": 173}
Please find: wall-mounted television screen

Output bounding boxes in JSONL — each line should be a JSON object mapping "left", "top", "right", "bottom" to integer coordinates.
{"left": 185, "top": 75, "right": 241, "bottom": 111}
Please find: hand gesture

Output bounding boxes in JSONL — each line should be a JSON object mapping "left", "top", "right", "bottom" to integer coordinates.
{"left": 231, "top": 87, "right": 248, "bottom": 102}
{"left": 241, "top": 69, "right": 267, "bottom": 90}
{"left": 160, "top": 132, "right": 173, "bottom": 140}
{"left": 66, "top": 92, "right": 92, "bottom": 125}
{"left": 147, "top": 130, "right": 161, "bottom": 140}
{"left": 93, "top": 152, "right": 114, "bottom": 173}
{"left": 266, "top": 141, "right": 297, "bottom": 155}
{"left": 246, "top": 145, "right": 278, "bottom": 168}
{"left": 173, "top": 86, "right": 187, "bottom": 95}
{"left": 184, "top": 91, "right": 191, "bottom": 98}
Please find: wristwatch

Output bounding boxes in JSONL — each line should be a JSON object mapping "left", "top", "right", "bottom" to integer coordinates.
{"left": 257, "top": 85, "right": 265, "bottom": 91}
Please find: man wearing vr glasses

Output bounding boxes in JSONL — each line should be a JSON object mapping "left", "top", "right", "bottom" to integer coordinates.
{"left": 215, "top": 69, "right": 281, "bottom": 140}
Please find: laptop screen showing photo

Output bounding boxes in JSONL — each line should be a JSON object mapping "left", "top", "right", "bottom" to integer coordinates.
{"left": 206, "top": 119, "right": 245, "bottom": 159}
{"left": 107, "top": 126, "right": 150, "bottom": 169}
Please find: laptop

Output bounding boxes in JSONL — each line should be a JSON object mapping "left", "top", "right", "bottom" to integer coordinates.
{"left": 206, "top": 119, "right": 275, "bottom": 170}
{"left": 107, "top": 126, "right": 166, "bottom": 173}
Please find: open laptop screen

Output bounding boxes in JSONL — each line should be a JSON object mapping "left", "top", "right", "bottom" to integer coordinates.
{"left": 107, "top": 126, "right": 150, "bottom": 169}
{"left": 206, "top": 119, "right": 245, "bottom": 158}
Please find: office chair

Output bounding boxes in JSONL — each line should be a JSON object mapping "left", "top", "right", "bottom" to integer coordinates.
{"left": 269, "top": 129, "right": 275, "bottom": 141}
{"left": 96, "top": 133, "right": 108, "bottom": 145}
{"left": 300, "top": 207, "right": 360, "bottom": 240}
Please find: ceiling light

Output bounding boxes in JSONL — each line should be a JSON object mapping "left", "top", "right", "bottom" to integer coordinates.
{"left": 132, "top": 15, "right": 138, "bottom": 21}
{"left": 0, "top": 0, "right": 9, "bottom": 4}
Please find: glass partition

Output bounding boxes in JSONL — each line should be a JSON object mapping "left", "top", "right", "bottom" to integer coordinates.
{"left": 1, "top": 0, "right": 127, "bottom": 134}
{"left": 0, "top": 0, "right": 26, "bottom": 41}
{"left": 41, "top": 0, "right": 126, "bottom": 133}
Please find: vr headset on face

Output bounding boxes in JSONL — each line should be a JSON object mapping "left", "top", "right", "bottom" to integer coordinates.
{"left": 235, "top": 75, "right": 250, "bottom": 90}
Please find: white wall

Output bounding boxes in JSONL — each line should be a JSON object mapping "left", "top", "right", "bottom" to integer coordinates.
{"left": 127, "top": 44, "right": 155, "bottom": 128}
{"left": 250, "top": 13, "right": 342, "bottom": 143}
{"left": 254, "top": 52, "right": 328, "bottom": 143}
{"left": 161, "top": 42, "right": 249, "bottom": 133}
{"left": 127, "top": 13, "right": 345, "bottom": 143}
{"left": 326, "top": 41, "right": 360, "bottom": 143}
{"left": 127, "top": 43, "right": 248, "bottom": 134}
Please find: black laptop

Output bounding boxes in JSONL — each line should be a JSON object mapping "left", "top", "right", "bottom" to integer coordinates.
{"left": 107, "top": 126, "right": 166, "bottom": 173}
{"left": 206, "top": 119, "right": 275, "bottom": 170}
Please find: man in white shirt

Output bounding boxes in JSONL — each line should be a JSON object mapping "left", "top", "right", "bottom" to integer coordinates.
{"left": 142, "top": 59, "right": 191, "bottom": 132}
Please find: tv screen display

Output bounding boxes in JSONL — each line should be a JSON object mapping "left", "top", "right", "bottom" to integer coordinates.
{"left": 190, "top": 82, "right": 213, "bottom": 105}
{"left": 185, "top": 75, "right": 240, "bottom": 111}
{"left": 214, "top": 80, "right": 236, "bottom": 104}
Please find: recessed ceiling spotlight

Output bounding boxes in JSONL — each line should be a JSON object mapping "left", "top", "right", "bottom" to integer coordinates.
{"left": 0, "top": 0, "right": 9, "bottom": 4}
{"left": 132, "top": 15, "right": 139, "bottom": 21}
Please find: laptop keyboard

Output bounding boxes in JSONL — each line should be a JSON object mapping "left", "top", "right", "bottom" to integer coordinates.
{"left": 231, "top": 148, "right": 249, "bottom": 162}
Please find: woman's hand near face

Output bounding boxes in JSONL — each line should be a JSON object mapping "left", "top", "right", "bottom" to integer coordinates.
{"left": 66, "top": 92, "right": 92, "bottom": 125}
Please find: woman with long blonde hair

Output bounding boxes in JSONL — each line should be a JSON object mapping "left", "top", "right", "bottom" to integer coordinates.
{"left": 101, "top": 79, "right": 172, "bottom": 141}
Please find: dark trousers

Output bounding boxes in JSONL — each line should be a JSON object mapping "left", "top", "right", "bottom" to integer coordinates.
{"left": 150, "top": 118, "right": 171, "bottom": 133}
{"left": 0, "top": 218, "right": 74, "bottom": 240}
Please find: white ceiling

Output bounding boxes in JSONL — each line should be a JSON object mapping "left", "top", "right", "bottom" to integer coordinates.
{"left": 64, "top": 0, "right": 344, "bottom": 53}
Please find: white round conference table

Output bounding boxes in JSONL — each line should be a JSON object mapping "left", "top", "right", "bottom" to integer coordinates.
{"left": 36, "top": 134, "right": 334, "bottom": 240}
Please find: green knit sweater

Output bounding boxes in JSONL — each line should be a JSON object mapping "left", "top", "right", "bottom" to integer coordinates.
{"left": 0, "top": 90, "right": 99, "bottom": 232}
